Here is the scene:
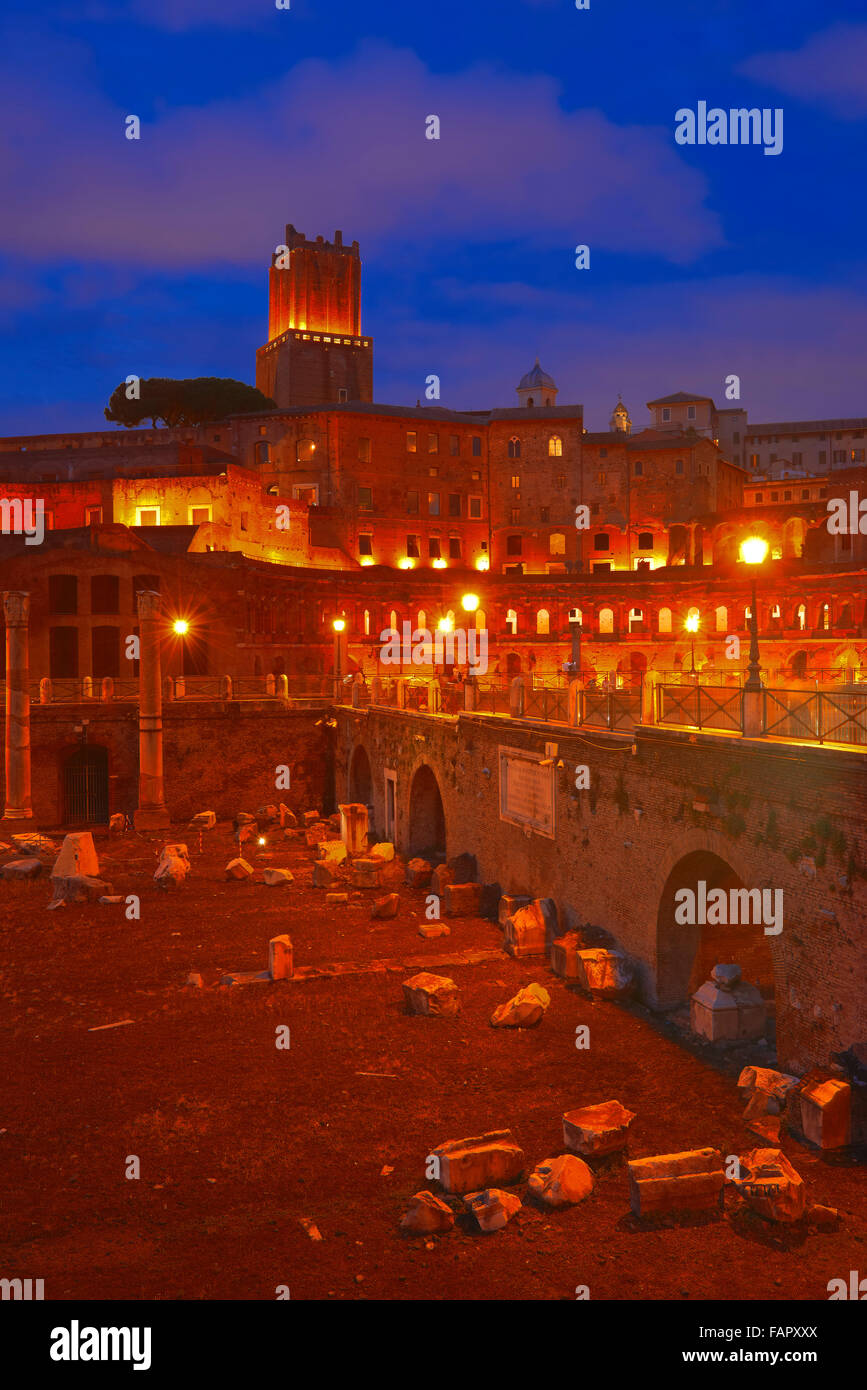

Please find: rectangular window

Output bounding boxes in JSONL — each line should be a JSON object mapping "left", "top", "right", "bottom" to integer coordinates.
{"left": 448, "top": 493, "right": 461, "bottom": 518}
{"left": 733, "top": 431, "right": 740, "bottom": 443}
{"left": 358, "top": 437, "right": 371, "bottom": 463}
{"left": 599, "top": 448, "right": 607, "bottom": 459}
{"left": 136, "top": 507, "right": 160, "bottom": 526}
{"left": 406, "top": 490, "right": 419, "bottom": 516}
{"left": 358, "top": 486, "right": 373, "bottom": 510}
{"left": 662, "top": 407, "right": 671, "bottom": 422}
{"left": 511, "top": 475, "right": 520, "bottom": 489}
{"left": 337, "top": 388, "right": 348, "bottom": 403}
{"left": 407, "top": 431, "right": 417, "bottom": 453}
{"left": 49, "top": 626, "right": 78, "bottom": 678}
{"left": 448, "top": 537, "right": 461, "bottom": 559}
{"left": 801, "top": 489, "right": 810, "bottom": 500}
{"left": 852, "top": 449, "right": 865, "bottom": 463}
{"left": 429, "top": 467, "right": 438, "bottom": 477}
{"left": 791, "top": 452, "right": 802, "bottom": 467}
{"left": 556, "top": 474, "right": 566, "bottom": 489}
{"left": 85, "top": 505, "right": 103, "bottom": 526}
{"left": 427, "top": 434, "right": 439, "bottom": 454}
{"left": 406, "top": 535, "right": 420, "bottom": 558}
{"left": 468, "top": 496, "right": 482, "bottom": 519}
{"left": 472, "top": 437, "right": 481, "bottom": 457}
{"left": 90, "top": 575, "right": 119, "bottom": 614}
{"left": 509, "top": 507, "right": 520, "bottom": 523}
{"left": 428, "top": 537, "right": 441, "bottom": 559}
{"left": 190, "top": 505, "right": 211, "bottom": 525}
{"left": 833, "top": 450, "right": 846, "bottom": 464}
{"left": 358, "top": 534, "right": 373, "bottom": 556}
{"left": 749, "top": 454, "right": 759, "bottom": 468}
{"left": 49, "top": 574, "right": 77, "bottom": 615}
{"left": 449, "top": 435, "right": 459, "bottom": 456}
{"left": 818, "top": 451, "right": 827, "bottom": 466}
{"left": 633, "top": 460, "right": 643, "bottom": 476}
{"left": 675, "top": 460, "right": 684, "bottom": 475}
{"left": 539, "top": 506, "right": 550, "bottom": 522}
{"left": 687, "top": 405, "right": 696, "bottom": 420}
{"left": 428, "top": 492, "right": 440, "bottom": 515}
{"left": 471, "top": 470, "right": 481, "bottom": 481}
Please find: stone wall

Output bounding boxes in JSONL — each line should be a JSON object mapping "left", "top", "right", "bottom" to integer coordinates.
{"left": 334, "top": 706, "right": 867, "bottom": 1073}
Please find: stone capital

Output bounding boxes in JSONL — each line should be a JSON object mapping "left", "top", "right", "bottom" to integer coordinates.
{"left": 136, "top": 589, "right": 161, "bottom": 621}
{"left": 2, "top": 591, "right": 30, "bottom": 626}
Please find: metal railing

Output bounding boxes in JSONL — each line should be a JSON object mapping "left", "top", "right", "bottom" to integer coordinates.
{"left": 524, "top": 684, "right": 569, "bottom": 724}
{"left": 657, "top": 684, "right": 743, "bottom": 733}
{"left": 580, "top": 689, "right": 642, "bottom": 731}
{"left": 763, "top": 688, "right": 867, "bottom": 746}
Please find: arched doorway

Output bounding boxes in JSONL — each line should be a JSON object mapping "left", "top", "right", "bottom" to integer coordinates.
{"left": 505, "top": 652, "right": 522, "bottom": 678}
{"left": 63, "top": 745, "right": 109, "bottom": 825}
{"left": 408, "top": 764, "right": 446, "bottom": 858}
{"left": 656, "top": 849, "right": 776, "bottom": 1010}
{"left": 349, "top": 744, "right": 373, "bottom": 806}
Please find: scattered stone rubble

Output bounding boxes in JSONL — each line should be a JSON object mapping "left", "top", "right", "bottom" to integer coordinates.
{"left": 431, "top": 1130, "right": 525, "bottom": 1195}
{"left": 155, "top": 843, "right": 190, "bottom": 890}
{"left": 690, "top": 963, "right": 766, "bottom": 1042}
{"left": 628, "top": 1148, "right": 725, "bottom": 1217}
{"left": 562, "top": 1100, "right": 636, "bottom": 1157}
{"left": 402, "top": 972, "right": 460, "bottom": 1018}
{"left": 465, "top": 1188, "right": 522, "bottom": 1232}
{"left": 528, "top": 1154, "right": 594, "bottom": 1207}
{"left": 490, "top": 983, "right": 550, "bottom": 1028}
{"left": 732, "top": 1147, "right": 805, "bottom": 1223}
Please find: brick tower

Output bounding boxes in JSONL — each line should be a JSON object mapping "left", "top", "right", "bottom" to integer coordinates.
{"left": 255, "top": 225, "right": 374, "bottom": 408}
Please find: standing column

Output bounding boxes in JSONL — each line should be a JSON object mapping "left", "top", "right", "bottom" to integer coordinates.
{"left": 134, "top": 590, "right": 170, "bottom": 830}
{"left": 2, "top": 591, "right": 33, "bottom": 828}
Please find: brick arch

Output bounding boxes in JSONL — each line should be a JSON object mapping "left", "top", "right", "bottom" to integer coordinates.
{"left": 348, "top": 742, "right": 373, "bottom": 806}
{"left": 649, "top": 827, "right": 778, "bottom": 1010}
{"left": 407, "top": 761, "right": 447, "bottom": 859}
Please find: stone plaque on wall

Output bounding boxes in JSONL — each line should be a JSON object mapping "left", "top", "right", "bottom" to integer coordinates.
{"left": 498, "top": 746, "right": 555, "bottom": 838}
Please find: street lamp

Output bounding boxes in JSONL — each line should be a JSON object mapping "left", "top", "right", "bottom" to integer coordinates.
{"left": 740, "top": 536, "right": 769, "bottom": 691}
{"left": 685, "top": 612, "right": 699, "bottom": 680}
{"left": 461, "top": 593, "right": 480, "bottom": 613}
{"left": 172, "top": 618, "right": 189, "bottom": 636}
{"left": 332, "top": 617, "right": 347, "bottom": 690}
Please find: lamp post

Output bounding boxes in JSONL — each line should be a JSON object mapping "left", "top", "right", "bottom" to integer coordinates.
{"left": 332, "top": 617, "right": 347, "bottom": 694}
{"left": 740, "top": 537, "right": 769, "bottom": 692}
{"left": 685, "top": 612, "right": 699, "bottom": 681}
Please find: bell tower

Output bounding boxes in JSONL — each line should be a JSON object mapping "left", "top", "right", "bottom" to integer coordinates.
{"left": 255, "top": 225, "right": 374, "bottom": 408}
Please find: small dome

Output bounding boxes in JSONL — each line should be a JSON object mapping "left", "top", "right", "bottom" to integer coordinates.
{"left": 518, "top": 358, "right": 557, "bottom": 391}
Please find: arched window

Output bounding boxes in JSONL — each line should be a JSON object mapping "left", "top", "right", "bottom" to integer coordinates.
{"left": 599, "top": 607, "right": 614, "bottom": 634}
{"left": 687, "top": 606, "right": 700, "bottom": 628}
{"left": 715, "top": 605, "right": 727, "bottom": 632}
{"left": 821, "top": 603, "right": 830, "bottom": 631}
{"left": 548, "top": 436, "right": 562, "bottom": 457}
{"left": 417, "top": 610, "right": 426, "bottom": 633}
{"left": 475, "top": 608, "right": 486, "bottom": 632}
{"left": 796, "top": 603, "right": 807, "bottom": 631}
{"left": 508, "top": 437, "right": 521, "bottom": 459}
{"left": 549, "top": 532, "right": 566, "bottom": 556}
{"left": 658, "top": 607, "right": 672, "bottom": 633}
{"left": 363, "top": 609, "right": 370, "bottom": 636}
{"left": 506, "top": 608, "right": 517, "bottom": 635}
{"left": 390, "top": 609, "right": 398, "bottom": 631}
{"left": 536, "top": 609, "right": 550, "bottom": 635}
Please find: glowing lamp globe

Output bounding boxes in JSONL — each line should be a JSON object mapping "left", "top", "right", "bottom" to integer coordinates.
{"left": 740, "top": 536, "right": 769, "bottom": 565}
{"left": 461, "top": 593, "right": 480, "bottom": 613}
{"left": 172, "top": 619, "right": 189, "bottom": 636}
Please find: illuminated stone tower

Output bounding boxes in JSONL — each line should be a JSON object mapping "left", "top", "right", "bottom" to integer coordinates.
{"left": 255, "top": 225, "right": 374, "bottom": 408}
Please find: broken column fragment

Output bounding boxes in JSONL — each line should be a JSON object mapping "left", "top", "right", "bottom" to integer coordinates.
{"left": 430, "top": 1130, "right": 524, "bottom": 1195}
{"left": 562, "top": 1100, "right": 636, "bottom": 1157}
{"left": 627, "top": 1148, "right": 724, "bottom": 1217}
{"left": 402, "top": 972, "right": 460, "bottom": 1018}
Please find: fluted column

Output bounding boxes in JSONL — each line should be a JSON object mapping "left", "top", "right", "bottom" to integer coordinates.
{"left": 2, "top": 591, "right": 33, "bottom": 826}
{"left": 134, "top": 590, "right": 170, "bottom": 830}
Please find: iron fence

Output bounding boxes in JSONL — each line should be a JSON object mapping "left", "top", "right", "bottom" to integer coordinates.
{"left": 763, "top": 688, "right": 867, "bottom": 746}
{"left": 580, "top": 689, "right": 642, "bottom": 731}
{"left": 524, "top": 685, "right": 569, "bottom": 724}
{"left": 657, "top": 684, "right": 743, "bottom": 732}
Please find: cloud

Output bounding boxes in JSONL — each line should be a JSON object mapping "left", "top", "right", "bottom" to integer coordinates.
{"left": 739, "top": 23, "right": 867, "bottom": 119}
{"left": 0, "top": 37, "right": 721, "bottom": 271}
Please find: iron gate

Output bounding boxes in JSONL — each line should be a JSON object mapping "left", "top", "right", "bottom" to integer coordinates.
{"left": 64, "top": 749, "right": 109, "bottom": 824}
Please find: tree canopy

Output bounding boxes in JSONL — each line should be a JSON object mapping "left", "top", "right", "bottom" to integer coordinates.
{"left": 104, "top": 377, "right": 276, "bottom": 428}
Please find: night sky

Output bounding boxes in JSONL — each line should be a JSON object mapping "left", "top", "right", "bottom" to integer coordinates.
{"left": 1, "top": 0, "right": 865, "bottom": 434}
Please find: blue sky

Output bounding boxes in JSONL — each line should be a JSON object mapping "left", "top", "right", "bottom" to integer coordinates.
{"left": 0, "top": 0, "right": 865, "bottom": 433}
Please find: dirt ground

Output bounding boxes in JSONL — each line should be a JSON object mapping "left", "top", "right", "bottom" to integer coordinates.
{"left": 0, "top": 821, "right": 863, "bottom": 1302}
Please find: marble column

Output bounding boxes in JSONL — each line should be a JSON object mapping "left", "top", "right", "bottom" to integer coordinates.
{"left": 134, "top": 590, "right": 170, "bottom": 830}
{"left": 2, "top": 591, "right": 33, "bottom": 827}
